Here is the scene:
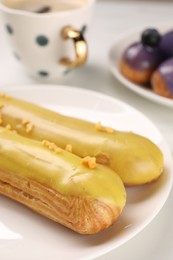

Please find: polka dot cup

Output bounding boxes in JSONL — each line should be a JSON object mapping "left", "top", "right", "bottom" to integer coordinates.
{"left": 0, "top": 0, "right": 95, "bottom": 81}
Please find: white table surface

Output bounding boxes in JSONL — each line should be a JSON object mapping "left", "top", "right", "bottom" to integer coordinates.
{"left": 0, "top": 1, "right": 173, "bottom": 260}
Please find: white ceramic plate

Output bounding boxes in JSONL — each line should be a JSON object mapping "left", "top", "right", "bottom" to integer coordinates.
{"left": 0, "top": 85, "right": 173, "bottom": 260}
{"left": 109, "top": 22, "right": 173, "bottom": 108}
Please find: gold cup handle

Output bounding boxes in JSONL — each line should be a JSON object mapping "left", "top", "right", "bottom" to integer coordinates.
{"left": 59, "top": 26, "right": 88, "bottom": 69}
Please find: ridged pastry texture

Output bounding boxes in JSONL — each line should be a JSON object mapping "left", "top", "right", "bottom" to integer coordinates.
{"left": 0, "top": 93, "right": 163, "bottom": 186}
{"left": 0, "top": 127, "right": 126, "bottom": 234}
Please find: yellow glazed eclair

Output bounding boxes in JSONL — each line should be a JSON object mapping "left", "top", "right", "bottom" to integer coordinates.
{"left": 0, "top": 127, "right": 126, "bottom": 234}
{"left": 0, "top": 93, "right": 163, "bottom": 186}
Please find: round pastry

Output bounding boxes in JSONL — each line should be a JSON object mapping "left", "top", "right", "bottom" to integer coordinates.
{"left": 120, "top": 29, "right": 163, "bottom": 84}
{"left": 151, "top": 57, "right": 173, "bottom": 99}
{"left": 159, "top": 30, "right": 173, "bottom": 59}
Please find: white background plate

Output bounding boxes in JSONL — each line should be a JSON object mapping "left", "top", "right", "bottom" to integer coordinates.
{"left": 0, "top": 85, "right": 173, "bottom": 260}
{"left": 109, "top": 22, "right": 173, "bottom": 108}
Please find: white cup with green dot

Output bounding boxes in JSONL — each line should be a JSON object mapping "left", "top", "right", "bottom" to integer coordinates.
{"left": 0, "top": 0, "right": 95, "bottom": 81}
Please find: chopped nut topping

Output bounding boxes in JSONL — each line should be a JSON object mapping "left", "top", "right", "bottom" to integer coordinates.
{"left": 0, "top": 93, "right": 6, "bottom": 98}
{"left": 105, "top": 127, "right": 114, "bottom": 133}
{"left": 81, "top": 156, "right": 96, "bottom": 169}
{"left": 0, "top": 93, "right": 11, "bottom": 99}
{"left": 6, "top": 95, "right": 11, "bottom": 99}
{"left": 96, "top": 153, "right": 109, "bottom": 165}
{"left": 42, "top": 140, "right": 49, "bottom": 146}
{"left": 22, "top": 119, "right": 30, "bottom": 125}
{"left": 95, "top": 121, "right": 103, "bottom": 131}
{"left": 41, "top": 140, "right": 61, "bottom": 153}
{"left": 5, "top": 124, "right": 12, "bottom": 130}
{"left": 65, "top": 144, "right": 72, "bottom": 153}
{"left": 21, "top": 119, "right": 34, "bottom": 133}
{"left": 26, "top": 123, "right": 34, "bottom": 133}
{"left": 48, "top": 142, "right": 57, "bottom": 151}
{"left": 95, "top": 121, "right": 114, "bottom": 134}
{"left": 54, "top": 147, "right": 62, "bottom": 153}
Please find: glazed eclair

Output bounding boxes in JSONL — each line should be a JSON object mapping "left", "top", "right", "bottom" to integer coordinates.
{"left": 0, "top": 93, "right": 163, "bottom": 186}
{"left": 0, "top": 127, "right": 126, "bottom": 234}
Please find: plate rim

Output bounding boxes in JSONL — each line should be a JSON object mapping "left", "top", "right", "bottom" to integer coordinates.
{"left": 1, "top": 84, "right": 173, "bottom": 260}
{"left": 108, "top": 21, "right": 173, "bottom": 108}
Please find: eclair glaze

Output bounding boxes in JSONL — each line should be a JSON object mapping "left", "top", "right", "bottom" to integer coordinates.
{"left": 0, "top": 127, "right": 127, "bottom": 234}
{"left": 0, "top": 127, "right": 126, "bottom": 208}
{"left": 0, "top": 94, "right": 163, "bottom": 185}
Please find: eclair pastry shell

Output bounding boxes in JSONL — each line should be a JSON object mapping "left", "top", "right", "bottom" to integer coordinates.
{"left": 0, "top": 128, "right": 126, "bottom": 234}
{"left": 0, "top": 94, "right": 163, "bottom": 185}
